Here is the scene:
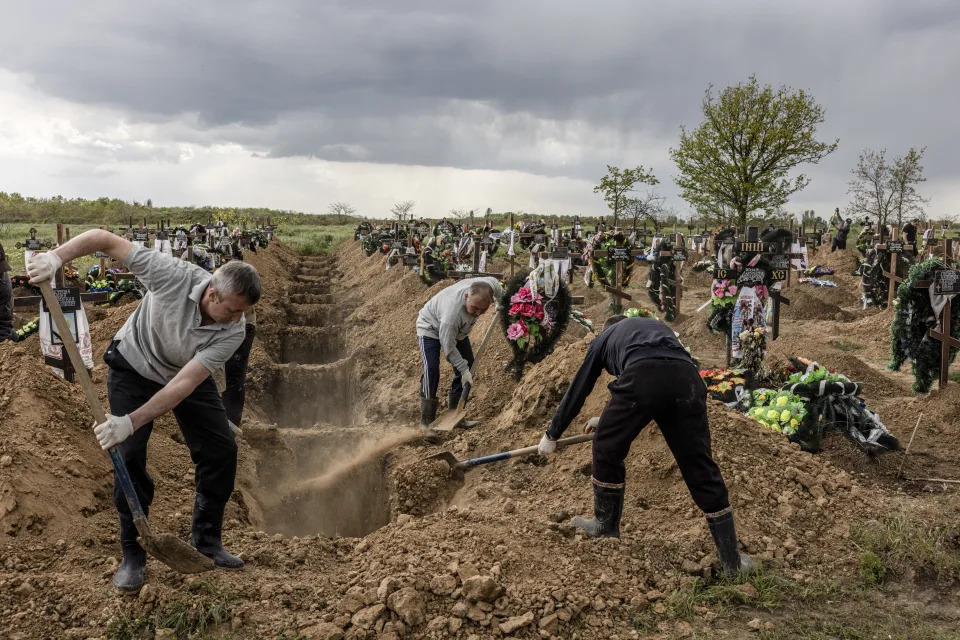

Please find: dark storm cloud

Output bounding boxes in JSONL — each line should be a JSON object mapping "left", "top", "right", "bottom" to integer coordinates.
{"left": 3, "top": 0, "right": 960, "bottom": 192}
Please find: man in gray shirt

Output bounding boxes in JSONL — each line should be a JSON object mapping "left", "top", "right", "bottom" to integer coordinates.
{"left": 416, "top": 277, "right": 502, "bottom": 440}
{"left": 27, "top": 229, "right": 260, "bottom": 594}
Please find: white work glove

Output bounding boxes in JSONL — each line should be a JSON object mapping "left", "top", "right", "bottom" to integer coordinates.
{"left": 460, "top": 368, "right": 474, "bottom": 388}
{"left": 92, "top": 414, "right": 134, "bottom": 450}
{"left": 26, "top": 252, "right": 62, "bottom": 284}
{"left": 583, "top": 417, "right": 600, "bottom": 434}
{"left": 538, "top": 433, "right": 557, "bottom": 457}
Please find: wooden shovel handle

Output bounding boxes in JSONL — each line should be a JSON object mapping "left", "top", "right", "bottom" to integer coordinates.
{"left": 39, "top": 280, "right": 153, "bottom": 537}
{"left": 38, "top": 281, "right": 107, "bottom": 424}
{"left": 469, "top": 306, "right": 500, "bottom": 375}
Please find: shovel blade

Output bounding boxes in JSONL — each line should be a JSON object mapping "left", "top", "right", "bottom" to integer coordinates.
{"left": 430, "top": 408, "right": 466, "bottom": 432}
{"left": 424, "top": 451, "right": 460, "bottom": 467}
{"left": 142, "top": 535, "right": 214, "bottom": 574}
{"left": 423, "top": 451, "right": 465, "bottom": 480}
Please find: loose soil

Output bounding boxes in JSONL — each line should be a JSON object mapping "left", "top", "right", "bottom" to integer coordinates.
{"left": 1, "top": 241, "right": 958, "bottom": 639}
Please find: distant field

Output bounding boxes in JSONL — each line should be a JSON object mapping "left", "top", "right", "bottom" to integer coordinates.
{"left": 0, "top": 222, "right": 102, "bottom": 275}
{"left": 0, "top": 221, "right": 358, "bottom": 275}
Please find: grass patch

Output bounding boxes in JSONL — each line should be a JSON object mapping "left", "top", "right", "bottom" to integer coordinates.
{"left": 948, "top": 369, "right": 960, "bottom": 384}
{"left": 829, "top": 338, "right": 863, "bottom": 352}
{"left": 758, "top": 608, "right": 960, "bottom": 640}
{"left": 106, "top": 581, "right": 237, "bottom": 640}
{"left": 280, "top": 224, "right": 354, "bottom": 256}
{"left": 852, "top": 513, "right": 960, "bottom": 586}
{"left": 666, "top": 569, "right": 838, "bottom": 620}
{"left": 0, "top": 222, "right": 102, "bottom": 275}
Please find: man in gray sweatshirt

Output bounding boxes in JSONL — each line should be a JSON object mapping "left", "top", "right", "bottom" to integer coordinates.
{"left": 416, "top": 277, "right": 502, "bottom": 440}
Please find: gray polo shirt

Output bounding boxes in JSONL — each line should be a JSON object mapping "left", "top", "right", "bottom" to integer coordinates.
{"left": 416, "top": 276, "right": 502, "bottom": 373}
{"left": 114, "top": 245, "right": 245, "bottom": 384}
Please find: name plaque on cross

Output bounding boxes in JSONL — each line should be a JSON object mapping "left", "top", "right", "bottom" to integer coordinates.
{"left": 934, "top": 269, "right": 960, "bottom": 296}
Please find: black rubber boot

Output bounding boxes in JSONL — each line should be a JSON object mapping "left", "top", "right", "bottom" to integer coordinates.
{"left": 191, "top": 498, "right": 244, "bottom": 570}
{"left": 419, "top": 397, "right": 442, "bottom": 444}
{"left": 447, "top": 391, "right": 479, "bottom": 429}
{"left": 113, "top": 511, "right": 147, "bottom": 595}
{"left": 572, "top": 481, "right": 624, "bottom": 538}
{"left": 706, "top": 508, "right": 755, "bottom": 578}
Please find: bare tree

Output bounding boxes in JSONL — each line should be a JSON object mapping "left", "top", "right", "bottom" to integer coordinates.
{"left": 890, "top": 147, "right": 929, "bottom": 226}
{"left": 328, "top": 201, "right": 357, "bottom": 224}
{"left": 449, "top": 208, "right": 467, "bottom": 223}
{"left": 847, "top": 148, "right": 929, "bottom": 227}
{"left": 390, "top": 200, "right": 416, "bottom": 221}
{"left": 624, "top": 190, "right": 666, "bottom": 230}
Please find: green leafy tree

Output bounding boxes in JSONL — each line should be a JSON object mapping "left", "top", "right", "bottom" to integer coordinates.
{"left": 593, "top": 165, "right": 658, "bottom": 227}
{"left": 670, "top": 75, "right": 838, "bottom": 229}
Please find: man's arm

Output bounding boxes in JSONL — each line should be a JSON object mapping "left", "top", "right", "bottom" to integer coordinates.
{"left": 52, "top": 229, "right": 133, "bottom": 265}
{"left": 545, "top": 340, "right": 605, "bottom": 439}
{"left": 127, "top": 359, "right": 212, "bottom": 430}
{"left": 438, "top": 314, "right": 469, "bottom": 373}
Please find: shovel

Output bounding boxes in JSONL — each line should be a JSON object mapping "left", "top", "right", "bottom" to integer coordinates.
{"left": 426, "top": 433, "right": 594, "bottom": 480}
{"left": 39, "top": 281, "right": 213, "bottom": 574}
{"left": 430, "top": 308, "right": 500, "bottom": 432}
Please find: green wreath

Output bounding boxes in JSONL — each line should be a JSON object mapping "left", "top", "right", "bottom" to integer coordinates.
{"left": 647, "top": 237, "right": 679, "bottom": 322}
{"left": 499, "top": 271, "right": 572, "bottom": 379}
{"left": 889, "top": 259, "right": 960, "bottom": 393}
{"left": 361, "top": 234, "right": 379, "bottom": 257}
{"left": 419, "top": 237, "right": 455, "bottom": 286}
{"left": 589, "top": 232, "right": 635, "bottom": 289}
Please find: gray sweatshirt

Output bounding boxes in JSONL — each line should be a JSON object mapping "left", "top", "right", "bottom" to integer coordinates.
{"left": 416, "top": 276, "right": 503, "bottom": 373}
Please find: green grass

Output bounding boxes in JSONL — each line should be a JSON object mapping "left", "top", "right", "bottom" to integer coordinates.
{"left": 757, "top": 607, "right": 960, "bottom": 640}
{"left": 666, "top": 569, "right": 839, "bottom": 620}
{"left": 0, "top": 222, "right": 103, "bottom": 276}
{"left": 105, "top": 580, "right": 237, "bottom": 640}
{"left": 279, "top": 224, "right": 354, "bottom": 256}
{"left": 851, "top": 513, "right": 960, "bottom": 585}
{"left": 0, "top": 221, "right": 356, "bottom": 279}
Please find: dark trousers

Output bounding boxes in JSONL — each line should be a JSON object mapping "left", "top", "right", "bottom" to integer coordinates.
{"left": 831, "top": 236, "right": 847, "bottom": 251}
{"left": 105, "top": 342, "right": 238, "bottom": 528}
{"left": 418, "top": 335, "right": 474, "bottom": 400}
{"left": 222, "top": 324, "right": 256, "bottom": 425}
{"left": 592, "top": 358, "right": 729, "bottom": 514}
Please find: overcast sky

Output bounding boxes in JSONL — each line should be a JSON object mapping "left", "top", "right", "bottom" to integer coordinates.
{"left": 1, "top": 0, "right": 958, "bottom": 219}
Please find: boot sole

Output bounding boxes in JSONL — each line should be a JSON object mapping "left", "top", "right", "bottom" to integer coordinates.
{"left": 113, "top": 580, "right": 145, "bottom": 596}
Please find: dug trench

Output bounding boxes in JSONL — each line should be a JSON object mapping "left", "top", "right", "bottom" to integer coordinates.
{"left": 242, "top": 256, "right": 448, "bottom": 547}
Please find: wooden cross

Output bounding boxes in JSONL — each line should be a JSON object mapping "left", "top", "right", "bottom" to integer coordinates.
{"left": 800, "top": 220, "right": 822, "bottom": 254}
{"left": 591, "top": 238, "right": 637, "bottom": 313}
{"left": 657, "top": 229, "right": 687, "bottom": 314}
{"left": 876, "top": 227, "right": 915, "bottom": 308}
{"left": 447, "top": 242, "right": 503, "bottom": 280}
{"left": 914, "top": 270, "right": 960, "bottom": 388}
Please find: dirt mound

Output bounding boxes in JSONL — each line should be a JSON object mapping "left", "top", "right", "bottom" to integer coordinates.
{"left": 781, "top": 285, "right": 853, "bottom": 321}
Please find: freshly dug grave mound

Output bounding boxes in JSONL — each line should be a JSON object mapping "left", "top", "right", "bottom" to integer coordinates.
{"left": 392, "top": 457, "right": 462, "bottom": 517}
{"left": 781, "top": 286, "right": 853, "bottom": 321}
